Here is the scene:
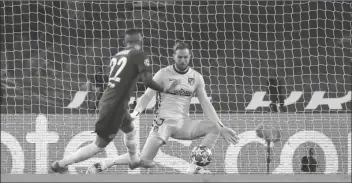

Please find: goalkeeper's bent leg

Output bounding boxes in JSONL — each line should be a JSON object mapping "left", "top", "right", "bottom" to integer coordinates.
{"left": 139, "top": 122, "right": 172, "bottom": 162}
{"left": 199, "top": 122, "right": 221, "bottom": 149}
{"left": 187, "top": 121, "right": 221, "bottom": 174}
{"left": 140, "top": 136, "right": 164, "bottom": 161}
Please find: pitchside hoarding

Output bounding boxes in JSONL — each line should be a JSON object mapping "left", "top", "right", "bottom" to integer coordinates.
{"left": 1, "top": 114, "right": 350, "bottom": 174}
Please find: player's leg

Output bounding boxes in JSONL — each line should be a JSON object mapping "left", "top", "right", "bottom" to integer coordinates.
{"left": 119, "top": 115, "right": 165, "bottom": 170}
{"left": 52, "top": 90, "right": 122, "bottom": 173}
{"left": 196, "top": 120, "right": 221, "bottom": 149}
{"left": 52, "top": 118, "right": 114, "bottom": 173}
{"left": 52, "top": 109, "right": 117, "bottom": 172}
{"left": 86, "top": 133, "right": 162, "bottom": 174}
{"left": 52, "top": 134, "right": 111, "bottom": 171}
{"left": 86, "top": 118, "right": 176, "bottom": 174}
{"left": 86, "top": 107, "right": 135, "bottom": 174}
{"left": 86, "top": 134, "right": 162, "bottom": 174}
{"left": 119, "top": 109, "right": 140, "bottom": 166}
{"left": 139, "top": 118, "right": 220, "bottom": 164}
{"left": 173, "top": 119, "right": 221, "bottom": 149}
{"left": 172, "top": 119, "right": 221, "bottom": 174}
{"left": 139, "top": 118, "right": 176, "bottom": 163}
{"left": 137, "top": 133, "right": 164, "bottom": 168}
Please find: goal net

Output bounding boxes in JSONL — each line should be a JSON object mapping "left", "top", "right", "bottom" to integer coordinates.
{"left": 1, "top": 1, "right": 351, "bottom": 174}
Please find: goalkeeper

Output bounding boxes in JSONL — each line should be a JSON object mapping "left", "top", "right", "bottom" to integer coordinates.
{"left": 86, "top": 42, "right": 239, "bottom": 174}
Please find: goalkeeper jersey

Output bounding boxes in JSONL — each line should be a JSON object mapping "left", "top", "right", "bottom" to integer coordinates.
{"left": 135, "top": 65, "right": 203, "bottom": 119}
{"left": 157, "top": 65, "right": 203, "bottom": 119}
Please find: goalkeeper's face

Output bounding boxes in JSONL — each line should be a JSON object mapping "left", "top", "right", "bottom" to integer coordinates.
{"left": 173, "top": 48, "right": 191, "bottom": 71}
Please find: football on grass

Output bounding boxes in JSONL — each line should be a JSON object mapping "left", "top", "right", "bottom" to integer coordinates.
{"left": 191, "top": 145, "right": 213, "bottom": 166}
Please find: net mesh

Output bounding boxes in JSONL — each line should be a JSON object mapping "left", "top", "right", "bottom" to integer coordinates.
{"left": 1, "top": 1, "right": 351, "bottom": 174}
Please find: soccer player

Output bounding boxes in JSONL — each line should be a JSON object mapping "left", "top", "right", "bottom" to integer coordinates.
{"left": 86, "top": 42, "right": 239, "bottom": 174}
{"left": 51, "top": 29, "right": 180, "bottom": 173}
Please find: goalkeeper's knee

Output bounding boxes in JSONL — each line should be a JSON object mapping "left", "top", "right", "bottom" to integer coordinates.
{"left": 205, "top": 121, "right": 221, "bottom": 135}
{"left": 201, "top": 122, "right": 221, "bottom": 149}
{"left": 212, "top": 123, "right": 221, "bottom": 134}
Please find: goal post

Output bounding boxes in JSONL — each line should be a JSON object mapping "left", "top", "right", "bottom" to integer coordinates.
{"left": 1, "top": 1, "right": 351, "bottom": 174}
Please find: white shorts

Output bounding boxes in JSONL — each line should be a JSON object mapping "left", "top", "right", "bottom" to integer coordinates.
{"left": 148, "top": 117, "right": 207, "bottom": 143}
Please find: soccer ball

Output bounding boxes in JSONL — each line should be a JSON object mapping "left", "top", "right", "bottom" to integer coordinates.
{"left": 190, "top": 145, "right": 213, "bottom": 166}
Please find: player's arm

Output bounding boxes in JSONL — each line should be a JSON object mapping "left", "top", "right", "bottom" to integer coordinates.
{"left": 132, "top": 70, "right": 163, "bottom": 115}
{"left": 140, "top": 71, "right": 167, "bottom": 93}
{"left": 196, "top": 74, "right": 239, "bottom": 144}
{"left": 132, "top": 88, "right": 156, "bottom": 117}
{"left": 195, "top": 75, "right": 224, "bottom": 127}
{"left": 135, "top": 52, "right": 178, "bottom": 93}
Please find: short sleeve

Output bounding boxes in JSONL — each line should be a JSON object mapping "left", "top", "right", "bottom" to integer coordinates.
{"left": 152, "top": 69, "right": 164, "bottom": 85}
{"left": 130, "top": 50, "right": 152, "bottom": 73}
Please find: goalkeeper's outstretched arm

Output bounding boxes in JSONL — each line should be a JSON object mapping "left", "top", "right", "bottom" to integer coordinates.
{"left": 196, "top": 74, "right": 239, "bottom": 144}
{"left": 196, "top": 75, "right": 224, "bottom": 128}
{"left": 133, "top": 88, "right": 156, "bottom": 115}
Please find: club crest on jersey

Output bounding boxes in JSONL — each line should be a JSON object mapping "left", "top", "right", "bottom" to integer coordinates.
{"left": 153, "top": 125, "right": 159, "bottom": 132}
{"left": 188, "top": 78, "right": 195, "bottom": 86}
{"left": 108, "top": 134, "right": 116, "bottom": 140}
{"left": 144, "top": 59, "right": 150, "bottom": 66}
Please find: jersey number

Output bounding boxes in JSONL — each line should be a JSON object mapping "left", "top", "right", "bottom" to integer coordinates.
{"left": 108, "top": 57, "right": 127, "bottom": 87}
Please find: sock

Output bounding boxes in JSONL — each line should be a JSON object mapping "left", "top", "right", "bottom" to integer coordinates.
{"left": 99, "top": 158, "right": 115, "bottom": 170}
{"left": 124, "top": 129, "right": 138, "bottom": 161}
{"left": 112, "top": 153, "right": 130, "bottom": 165}
{"left": 58, "top": 143, "right": 103, "bottom": 167}
{"left": 96, "top": 153, "right": 131, "bottom": 170}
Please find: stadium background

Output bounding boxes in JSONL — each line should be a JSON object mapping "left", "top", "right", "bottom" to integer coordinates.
{"left": 1, "top": 1, "right": 351, "bottom": 174}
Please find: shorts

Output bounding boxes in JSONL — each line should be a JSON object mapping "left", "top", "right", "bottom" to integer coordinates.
{"left": 148, "top": 117, "right": 206, "bottom": 144}
{"left": 94, "top": 88, "right": 133, "bottom": 141}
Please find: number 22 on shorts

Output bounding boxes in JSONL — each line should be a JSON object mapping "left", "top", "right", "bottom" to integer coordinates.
{"left": 108, "top": 57, "right": 127, "bottom": 88}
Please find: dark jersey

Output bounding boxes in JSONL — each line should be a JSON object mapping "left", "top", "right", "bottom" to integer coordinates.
{"left": 106, "top": 48, "right": 151, "bottom": 99}
{"left": 94, "top": 48, "right": 151, "bottom": 141}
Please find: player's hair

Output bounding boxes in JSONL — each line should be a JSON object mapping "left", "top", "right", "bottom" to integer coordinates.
{"left": 125, "top": 28, "right": 142, "bottom": 36}
{"left": 309, "top": 148, "right": 315, "bottom": 155}
{"left": 173, "top": 42, "right": 190, "bottom": 52}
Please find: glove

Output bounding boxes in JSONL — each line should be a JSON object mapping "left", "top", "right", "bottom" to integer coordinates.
{"left": 221, "top": 127, "right": 239, "bottom": 145}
